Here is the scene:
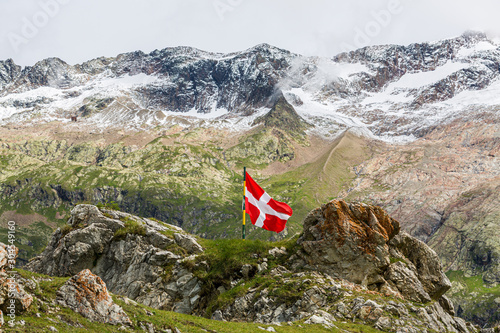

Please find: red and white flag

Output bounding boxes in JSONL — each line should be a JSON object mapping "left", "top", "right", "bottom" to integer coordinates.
{"left": 244, "top": 172, "right": 293, "bottom": 233}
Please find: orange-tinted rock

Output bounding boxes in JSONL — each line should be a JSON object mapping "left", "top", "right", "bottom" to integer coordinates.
{"left": 297, "top": 199, "right": 450, "bottom": 303}
{"left": 298, "top": 200, "right": 400, "bottom": 286}
{"left": 56, "top": 269, "right": 131, "bottom": 326}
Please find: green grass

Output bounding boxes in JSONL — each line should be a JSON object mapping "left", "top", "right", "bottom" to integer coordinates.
{"left": 389, "top": 257, "right": 407, "bottom": 265}
{"left": 446, "top": 270, "right": 500, "bottom": 296}
{"left": 187, "top": 235, "right": 304, "bottom": 316}
{"left": 113, "top": 218, "right": 147, "bottom": 241}
{"left": 194, "top": 238, "right": 272, "bottom": 282}
{"left": 446, "top": 270, "right": 500, "bottom": 326}
{"left": 60, "top": 223, "right": 85, "bottom": 237}
{"left": 96, "top": 201, "right": 120, "bottom": 210}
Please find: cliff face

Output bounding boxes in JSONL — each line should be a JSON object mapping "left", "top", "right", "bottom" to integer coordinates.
{"left": 24, "top": 201, "right": 488, "bottom": 332}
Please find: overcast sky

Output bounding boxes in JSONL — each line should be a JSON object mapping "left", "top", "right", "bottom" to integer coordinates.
{"left": 1, "top": 0, "right": 499, "bottom": 66}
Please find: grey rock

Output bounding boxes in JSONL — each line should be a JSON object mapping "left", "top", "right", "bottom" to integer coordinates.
{"left": 258, "top": 262, "right": 268, "bottom": 273}
{"left": 146, "top": 230, "right": 175, "bottom": 249}
{"left": 305, "top": 314, "right": 335, "bottom": 328}
{"left": 363, "top": 300, "right": 381, "bottom": 308}
{"left": 67, "top": 204, "right": 124, "bottom": 231}
{"left": 174, "top": 233, "right": 203, "bottom": 254}
{"left": 150, "top": 250, "right": 181, "bottom": 266}
{"left": 211, "top": 310, "right": 224, "bottom": 321}
{"left": 269, "top": 265, "right": 290, "bottom": 276}
{"left": 28, "top": 205, "right": 202, "bottom": 314}
{"left": 337, "top": 301, "right": 348, "bottom": 315}
{"left": 269, "top": 247, "right": 287, "bottom": 257}
{"left": 241, "top": 264, "right": 254, "bottom": 279}
{"left": 385, "top": 261, "right": 432, "bottom": 303}
{"left": 389, "top": 232, "right": 451, "bottom": 300}
{"left": 375, "top": 316, "right": 392, "bottom": 330}
{"left": 439, "top": 295, "right": 456, "bottom": 316}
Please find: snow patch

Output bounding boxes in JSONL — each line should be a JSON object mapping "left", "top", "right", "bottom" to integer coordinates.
{"left": 389, "top": 62, "right": 469, "bottom": 90}
{"left": 0, "top": 86, "right": 61, "bottom": 102}
{"left": 457, "top": 41, "right": 497, "bottom": 58}
{"left": 162, "top": 107, "right": 230, "bottom": 120}
{"left": 362, "top": 61, "right": 470, "bottom": 107}
{"left": 438, "top": 77, "right": 500, "bottom": 107}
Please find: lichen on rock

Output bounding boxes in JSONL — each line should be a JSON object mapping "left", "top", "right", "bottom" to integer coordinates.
{"left": 296, "top": 199, "right": 450, "bottom": 302}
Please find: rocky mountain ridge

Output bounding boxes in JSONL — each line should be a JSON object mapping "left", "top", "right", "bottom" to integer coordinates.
{"left": 1, "top": 32, "right": 499, "bottom": 140}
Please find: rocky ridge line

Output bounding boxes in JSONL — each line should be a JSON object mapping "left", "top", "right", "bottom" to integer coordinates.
{"left": 24, "top": 201, "right": 497, "bottom": 332}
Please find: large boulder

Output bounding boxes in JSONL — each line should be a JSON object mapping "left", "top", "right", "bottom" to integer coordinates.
{"left": 26, "top": 205, "right": 121, "bottom": 276}
{"left": 297, "top": 200, "right": 450, "bottom": 302}
{"left": 298, "top": 200, "right": 400, "bottom": 286}
{"left": 56, "top": 269, "right": 131, "bottom": 326}
{"left": 28, "top": 204, "right": 204, "bottom": 313}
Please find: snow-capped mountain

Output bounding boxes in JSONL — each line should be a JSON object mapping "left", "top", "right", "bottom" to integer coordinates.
{"left": 0, "top": 31, "right": 499, "bottom": 141}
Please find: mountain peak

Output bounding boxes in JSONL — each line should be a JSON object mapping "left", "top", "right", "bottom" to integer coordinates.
{"left": 253, "top": 92, "right": 311, "bottom": 137}
{"left": 31, "top": 57, "right": 69, "bottom": 68}
{"left": 461, "top": 30, "right": 488, "bottom": 41}
{"left": 243, "top": 43, "right": 293, "bottom": 56}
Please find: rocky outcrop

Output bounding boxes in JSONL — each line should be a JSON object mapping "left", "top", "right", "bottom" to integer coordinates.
{"left": 0, "top": 243, "right": 32, "bottom": 316}
{"left": 219, "top": 270, "right": 475, "bottom": 333}
{"left": 210, "top": 199, "right": 478, "bottom": 332}
{"left": 25, "top": 201, "right": 490, "bottom": 332}
{"left": 253, "top": 93, "right": 311, "bottom": 138}
{"left": 295, "top": 200, "right": 450, "bottom": 302}
{"left": 56, "top": 269, "right": 131, "bottom": 326}
{"left": 27, "top": 204, "right": 205, "bottom": 314}
{"left": 0, "top": 59, "right": 21, "bottom": 89}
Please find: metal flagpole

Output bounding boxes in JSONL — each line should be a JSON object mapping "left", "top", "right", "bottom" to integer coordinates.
{"left": 242, "top": 166, "right": 246, "bottom": 240}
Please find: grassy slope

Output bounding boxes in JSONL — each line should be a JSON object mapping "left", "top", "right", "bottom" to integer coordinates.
{"left": 446, "top": 271, "right": 500, "bottom": 327}
{"left": 263, "top": 131, "right": 373, "bottom": 230}
{"left": 0, "top": 129, "right": 373, "bottom": 258}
